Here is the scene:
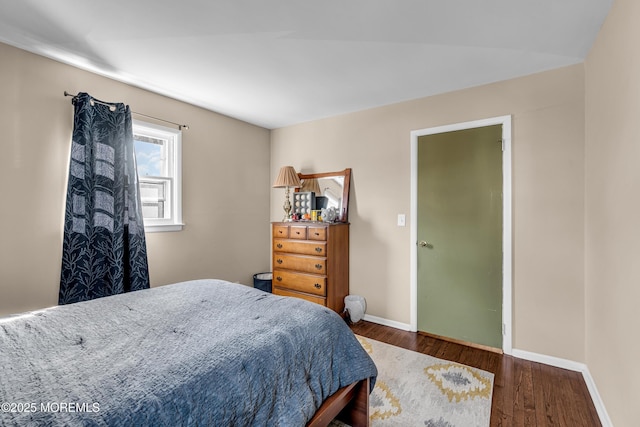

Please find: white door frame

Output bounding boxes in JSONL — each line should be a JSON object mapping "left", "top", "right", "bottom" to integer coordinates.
{"left": 410, "top": 115, "right": 513, "bottom": 354}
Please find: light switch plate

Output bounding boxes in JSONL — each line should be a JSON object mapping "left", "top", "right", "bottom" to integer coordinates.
{"left": 397, "top": 214, "right": 406, "bottom": 227}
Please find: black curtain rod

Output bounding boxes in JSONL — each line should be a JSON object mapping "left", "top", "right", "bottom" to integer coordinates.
{"left": 63, "top": 91, "right": 189, "bottom": 130}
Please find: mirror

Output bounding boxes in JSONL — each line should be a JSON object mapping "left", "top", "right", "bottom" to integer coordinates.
{"left": 297, "top": 168, "right": 351, "bottom": 223}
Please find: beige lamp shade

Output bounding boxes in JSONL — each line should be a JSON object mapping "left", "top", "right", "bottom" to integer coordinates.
{"left": 273, "top": 166, "right": 301, "bottom": 188}
{"left": 300, "top": 178, "right": 321, "bottom": 195}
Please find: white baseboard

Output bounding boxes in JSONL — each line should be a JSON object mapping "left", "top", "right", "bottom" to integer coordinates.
{"left": 362, "top": 314, "right": 412, "bottom": 331}
{"left": 361, "top": 316, "right": 612, "bottom": 427}
{"left": 512, "top": 349, "right": 612, "bottom": 427}
{"left": 581, "top": 366, "right": 613, "bottom": 427}
{"left": 511, "top": 348, "right": 586, "bottom": 372}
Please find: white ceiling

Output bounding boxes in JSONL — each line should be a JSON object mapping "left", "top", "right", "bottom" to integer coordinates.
{"left": 0, "top": 0, "right": 613, "bottom": 129}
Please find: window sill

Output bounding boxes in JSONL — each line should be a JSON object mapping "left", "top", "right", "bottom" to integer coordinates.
{"left": 144, "top": 223, "right": 184, "bottom": 233}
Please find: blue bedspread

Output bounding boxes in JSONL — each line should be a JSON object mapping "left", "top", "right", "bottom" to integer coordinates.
{"left": 0, "top": 279, "right": 377, "bottom": 426}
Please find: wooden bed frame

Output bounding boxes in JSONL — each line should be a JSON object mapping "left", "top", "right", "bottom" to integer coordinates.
{"left": 307, "top": 377, "right": 370, "bottom": 427}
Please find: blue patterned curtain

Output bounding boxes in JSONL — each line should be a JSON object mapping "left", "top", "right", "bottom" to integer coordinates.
{"left": 59, "top": 93, "right": 150, "bottom": 304}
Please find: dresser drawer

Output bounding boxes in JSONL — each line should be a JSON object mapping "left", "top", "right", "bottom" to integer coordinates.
{"left": 289, "top": 225, "right": 308, "bottom": 240}
{"left": 273, "top": 254, "right": 326, "bottom": 275}
{"left": 273, "top": 239, "right": 326, "bottom": 256}
{"left": 307, "top": 226, "right": 327, "bottom": 241}
{"left": 273, "top": 225, "right": 289, "bottom": 238}
{"left": 273, "top": 287, "right": 326, "bottom": 306}
{"left": 273, "top": 269, "right": 326, "bottom": 296}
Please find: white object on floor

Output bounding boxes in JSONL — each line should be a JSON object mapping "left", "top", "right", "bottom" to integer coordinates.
{"left": 344, "top": 295, "right": 366, "bottom": 323}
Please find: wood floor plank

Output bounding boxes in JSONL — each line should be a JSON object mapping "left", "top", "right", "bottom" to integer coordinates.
{"left": 512, "top": 359, "right": 527, "bottom": 427}
{"left": 531, "top": 362, "right": 553, "bottom": 427}
{"left": 349, "top": 321, "right": 601, "bottom": 427}
{"left": 492, "top": 354, "right": 514, "bottom": 426}
{"left": 497, "top": 355, "right": 515, "bottom": 426}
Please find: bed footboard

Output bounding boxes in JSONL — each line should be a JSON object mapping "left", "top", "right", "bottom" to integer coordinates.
{"left": 306, "top": 377, "right": 370, "bottom": 427}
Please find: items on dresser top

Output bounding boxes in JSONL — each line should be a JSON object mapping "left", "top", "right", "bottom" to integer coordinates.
{"left": 272, "top": 222, "right": 349, "bottom": 313}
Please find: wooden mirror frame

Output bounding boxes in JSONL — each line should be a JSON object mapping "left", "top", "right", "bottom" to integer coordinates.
{"left": 297, "top": 168, "right": 352, "bottom": 223}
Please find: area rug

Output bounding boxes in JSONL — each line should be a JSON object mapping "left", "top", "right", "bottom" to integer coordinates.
{"left": 334, "top": 336, "right": 494, "bottom": 427}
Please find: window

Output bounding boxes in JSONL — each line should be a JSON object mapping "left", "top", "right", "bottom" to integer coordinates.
{"left": 133, "top": 121, "right": 183, "bottom": 232}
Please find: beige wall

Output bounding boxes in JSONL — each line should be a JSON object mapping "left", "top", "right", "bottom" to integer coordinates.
{"left": 272, "top": 64, "right": 586, "bottom": 362}
{"left": 0, "top": 42, "right": 271, "bottom": 317}
{"left": 585, "top": 0, "right": 640, "bottom": 425}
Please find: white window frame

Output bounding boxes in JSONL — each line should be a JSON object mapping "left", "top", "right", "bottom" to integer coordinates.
{"left": 133, "top": 120, "right": 183, "bottom": 232}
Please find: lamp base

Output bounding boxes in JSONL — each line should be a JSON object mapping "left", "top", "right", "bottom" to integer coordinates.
{"left": 282, "top": 186, "right": 292, "bottom": 221}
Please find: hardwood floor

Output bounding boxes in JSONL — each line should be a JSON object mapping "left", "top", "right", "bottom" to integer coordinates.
{"left": 349, "top": 321, "right": 601, "bottom": 427}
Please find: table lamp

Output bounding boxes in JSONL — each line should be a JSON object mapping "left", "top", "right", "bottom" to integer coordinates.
{"left": 273, "top": 166, "right": 301, "bottom": 221}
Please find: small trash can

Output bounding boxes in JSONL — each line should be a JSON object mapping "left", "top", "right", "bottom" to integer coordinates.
{"left": 344, "top": 295, "right": 366, "bottom": 323}
{"left": 253, "top": 272, "right": 272, "bottom": 293}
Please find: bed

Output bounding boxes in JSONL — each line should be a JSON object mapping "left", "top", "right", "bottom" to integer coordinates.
{"left": 0, "top": 279, "right": 377, "bottom": 426}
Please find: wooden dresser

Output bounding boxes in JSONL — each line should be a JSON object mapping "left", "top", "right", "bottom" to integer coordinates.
{"left": 272, "top": 222, "right": 349, "bottom": 313}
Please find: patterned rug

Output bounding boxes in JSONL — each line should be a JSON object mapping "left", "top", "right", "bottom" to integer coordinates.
{"left": 334, "top": 336, "right": 494, "bottom": 427}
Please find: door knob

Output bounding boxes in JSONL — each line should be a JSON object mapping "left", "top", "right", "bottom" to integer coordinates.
{"left": 419, "top": 241, "right": 434, "bottom": 249}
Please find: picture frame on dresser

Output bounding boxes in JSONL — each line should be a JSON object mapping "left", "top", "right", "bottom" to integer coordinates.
{"left": 292, "top": 191, "right": 315, "bottom": 217}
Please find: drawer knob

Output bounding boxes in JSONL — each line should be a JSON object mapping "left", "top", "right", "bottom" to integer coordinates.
{"left": 277, "top": 243, "right": 283, "bottom": 249}
{"left": 315, "top": 264, "right": 322, "bottom": 270}
{"left": 277, "top": 259, "right": 283, "bottom": 264}
{"left": 296, "top": 231, "right": 301, "bottom": 235}
{"left": 276, "top": 276, "right": 282, "bottom": 281}
{"left": 314, "top": 232, "right": 320, "bottom": 236}
{"left": 314, "top": 283, "right": 321, "bottom": 289}
{"left": 315, "top": 247, "right": 322, "bottom": 253}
